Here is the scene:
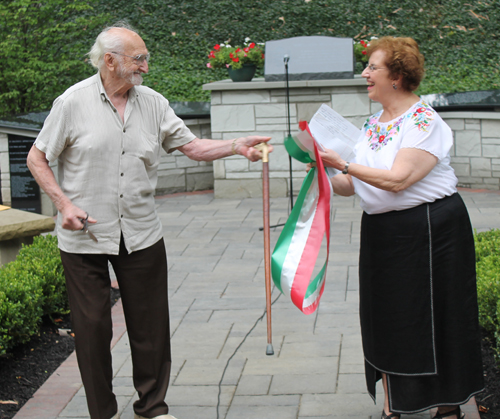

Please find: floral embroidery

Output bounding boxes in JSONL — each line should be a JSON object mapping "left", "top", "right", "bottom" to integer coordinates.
{"left": 363, "top": 101, "right": 435, "bottom": 152}
{"left": 363, "top": 111, "right": 404, "bottom": 152}
{"left": 411, "top": 102, "right": 434, "bottom": 132}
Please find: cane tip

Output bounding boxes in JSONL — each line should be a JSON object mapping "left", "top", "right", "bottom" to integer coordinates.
{"left": 266, "top": 344, "right": 274, "bottom": 356}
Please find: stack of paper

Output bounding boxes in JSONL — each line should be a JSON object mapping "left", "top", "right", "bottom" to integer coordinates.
{"left": 308, "top": 104, "right": 362, "bottom": 176}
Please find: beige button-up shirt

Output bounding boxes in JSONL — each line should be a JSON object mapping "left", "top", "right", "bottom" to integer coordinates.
{"left": 35, "top": 73, "right": 196, "bottom": 254}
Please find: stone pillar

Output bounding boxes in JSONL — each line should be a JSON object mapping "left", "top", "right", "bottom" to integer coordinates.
{"left": 0, "top": 133, "right": 10, "bottom": 206}
{"left": 204, "top": 77, "right": 373, "bottom": 198}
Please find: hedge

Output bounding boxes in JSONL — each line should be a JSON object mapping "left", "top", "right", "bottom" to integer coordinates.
{"left": 0, "top": 234, "right": 67, "bottom": 356}
{"left": 475, "top": 229, "right": 500, "bottom": 362}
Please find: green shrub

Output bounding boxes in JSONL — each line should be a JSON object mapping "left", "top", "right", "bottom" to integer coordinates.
{"left": 16, "top": 235, "right": 68, "bottom": 316}
{"left": 475, "top": 229, "right": 500, "bottom": 361}
{"left": 0, "top": 234, "right": 67, "bottom": 356}
{"left": 0, "top": 265, "right": 44, "bottom": 355}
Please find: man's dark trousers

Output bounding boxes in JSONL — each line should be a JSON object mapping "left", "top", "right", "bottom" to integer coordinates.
{"left": 60, "top": 237, "right": 171, "bottom": 419}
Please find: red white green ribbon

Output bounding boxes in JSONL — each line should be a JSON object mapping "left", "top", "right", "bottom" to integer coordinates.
{"left": 271, "top": 122, "right": 333, "bottom": 314}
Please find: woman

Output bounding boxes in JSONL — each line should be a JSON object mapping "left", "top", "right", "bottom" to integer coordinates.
{"left": 318, "top": 37, "right": 484, "bottom": 418}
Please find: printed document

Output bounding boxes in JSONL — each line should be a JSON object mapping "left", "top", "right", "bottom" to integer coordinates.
{"left": 308, "top": 104, "right": 362, "bottom": 175}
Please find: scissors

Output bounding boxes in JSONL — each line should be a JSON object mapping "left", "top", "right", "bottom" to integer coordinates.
{"left": 79, "top": 212, "right": 98, "bottom": 242}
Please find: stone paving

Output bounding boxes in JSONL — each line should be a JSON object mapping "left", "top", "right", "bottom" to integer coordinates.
{"left": 14, "top": 188, "right": 500, "bottom": 419}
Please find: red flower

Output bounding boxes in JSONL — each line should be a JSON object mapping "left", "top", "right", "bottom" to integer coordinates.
{"left": 261, "top": 53, "right": 265, "bottom": 59}
{"left": 208, "top": 51, "right": 216, "bottom": 58}
{"left": 360, "top": 40, "right": 367, "bottom": 47}
{"left": 362, "top": 50, "right": 367, "bottom": 55}
{"left": 249, "top": 42, "right": 256, "bottom": 48}
{"left": 232, "top": 57, "right": 239, "bottom": 62}
{"left": 229, "top": 52, "right": 234, "bottom": 58}
{"left": 235, "top": 48, "right": 241, "bottom": 53}
{"left": 417, "top": 107, "right": 426, "bottom": 113}
{"left": 244, "top": 47, "right": 250, "bottom": 53}
{"left": 378, "top": 135, "right": 385, "bottom": 143}
{"left": 214, "top": 44, "right": 221, "bottom": 51}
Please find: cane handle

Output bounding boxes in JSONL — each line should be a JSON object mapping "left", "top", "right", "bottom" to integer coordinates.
{"left": 255, "top": 142, "right": 269, "bottom": 163}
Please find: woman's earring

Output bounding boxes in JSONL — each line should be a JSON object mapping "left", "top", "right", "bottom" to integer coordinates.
{"left": 393, "top": 83, "right": 397, "bottom": 90}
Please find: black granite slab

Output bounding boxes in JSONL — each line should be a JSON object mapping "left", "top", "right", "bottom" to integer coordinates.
{"left": 421, "top": 89, "right": 500, "bottom": 112}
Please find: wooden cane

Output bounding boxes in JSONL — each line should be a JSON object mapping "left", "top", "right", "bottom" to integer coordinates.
{"left": 256, "top": 143, "right": 274, "bottom": 355}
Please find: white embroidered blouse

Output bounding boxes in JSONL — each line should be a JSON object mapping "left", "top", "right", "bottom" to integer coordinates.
{"left": 352, "top": 100, "right": 458, "bottom": 214}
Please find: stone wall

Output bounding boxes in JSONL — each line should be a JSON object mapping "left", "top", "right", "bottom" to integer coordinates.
{"left": 156, "top": 118, "right": 213, "bottom": 195}
{"left": 443, "top": 114, "right": 500, "bottom": 189}
{"left": 204, "top": 77, "right": 500, "bottom": 197}
{"left": 0, "top": 118, "right": 212, "bottom": 216}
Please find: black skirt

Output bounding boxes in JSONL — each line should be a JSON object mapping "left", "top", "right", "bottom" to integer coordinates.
{"left": 359, "top": 193, "right": 484, "bottom": 413}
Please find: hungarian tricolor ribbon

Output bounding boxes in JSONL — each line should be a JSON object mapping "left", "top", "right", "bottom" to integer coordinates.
{"left": 271, "top": 121, "right": 334, "bottom": 314}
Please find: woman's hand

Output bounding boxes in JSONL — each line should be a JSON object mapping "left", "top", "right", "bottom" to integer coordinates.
{"left": 305, "top": 154, "right": 355, "bottom": 196}
{"left": 318, "top": 148, "right": 345, "bottom": 171}
{"left": 306, "top": 162, "right": 316, "bottom": 172}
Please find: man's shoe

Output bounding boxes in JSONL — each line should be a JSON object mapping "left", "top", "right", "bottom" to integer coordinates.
{"left": 134, "top": 414, "right": 177, "bottom": 419}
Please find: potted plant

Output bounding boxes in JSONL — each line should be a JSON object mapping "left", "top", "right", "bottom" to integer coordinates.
{"left": 354, "top": 39, "right": 369, "bottom": 73}
{"left": 207, "top": 39, "right": 265, "bottom": 82}
{"left": 353, "top": 37, "right": 377, "bottom": 73}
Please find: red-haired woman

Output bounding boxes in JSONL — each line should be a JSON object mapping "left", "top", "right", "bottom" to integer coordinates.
{"left": 319, "top": 37, "right": 483, "bottom": 419}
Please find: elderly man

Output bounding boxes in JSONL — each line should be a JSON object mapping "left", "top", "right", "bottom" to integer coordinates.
{"left": 27, "top": 24, "right": 271, "bottom": 419}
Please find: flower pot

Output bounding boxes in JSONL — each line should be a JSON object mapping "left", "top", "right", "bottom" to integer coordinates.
{"left": 227, "top": 64, "right": 257, "bottom": 82}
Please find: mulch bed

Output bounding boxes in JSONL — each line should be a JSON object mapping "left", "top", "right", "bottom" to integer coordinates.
{"left": 477, "top": 330, "right": 500, "bottom": 419}
{"left": 0, "top": 292, "right": 499, "bottom": 419}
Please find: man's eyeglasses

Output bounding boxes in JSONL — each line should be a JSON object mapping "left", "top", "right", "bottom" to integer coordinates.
{"left": 111, "top": 51, "right": 150, "bottom": 65}
{"left": 367, "top": 64, "right": 386, "bottom": 72}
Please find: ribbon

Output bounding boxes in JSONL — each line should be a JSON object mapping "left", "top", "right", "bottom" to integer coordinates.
{"left": 271, "top": 121, "right": 333, "bottom": 314}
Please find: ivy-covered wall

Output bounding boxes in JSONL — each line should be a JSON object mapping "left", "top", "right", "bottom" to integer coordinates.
{"left": 101, "top": 0, "right": 500, "bottom": 101}
{"left": 2, "top": 0, "right": 499, "bottom": 117}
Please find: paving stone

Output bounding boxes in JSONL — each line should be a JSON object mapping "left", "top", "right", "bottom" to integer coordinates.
{"left": 231, "top": 394, "right": 300, "bottom": 407}
{"left": 226, "top": 404, "right": 298, "bottom": 419}
{"left": 58, "top": 396, "right": 89, "bottom": 417}
{"left": 173, "top": 358, "right": 245, "bottom": 386}
{"left": 235, "top": 375, "right": 272, "bottom": 396}
{"left": 270, "top": 373, "right": 337, "bottom": 395}
{"left": 243, "top": 356, "right": 338, "bottom": 376}
{"left": 166, "top": 384, "right": 234, "bottom": 406}
{"left": 299, "top": 393, "right": 382, "bottom": 417}
{"left": 337, "top": 373, "right": 369, "bottom": 394}
{"left": 279, "top": 339, "right": 341, "bottom": 358}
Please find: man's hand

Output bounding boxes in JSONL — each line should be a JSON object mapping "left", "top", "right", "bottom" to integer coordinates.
{"left": 59, "top": 202, "right": 97, "bottom": 231}
{"left": 233, "top": 136, "right": 273, "bottom": 162}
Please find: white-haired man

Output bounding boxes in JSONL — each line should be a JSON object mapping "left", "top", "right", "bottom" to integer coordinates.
{"left": 27, "top": 24, "right": 271, "bottom": 419}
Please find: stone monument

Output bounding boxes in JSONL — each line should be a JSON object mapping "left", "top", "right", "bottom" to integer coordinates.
{"left": 264, "top": 36, "right": 354, "bottom": 82}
